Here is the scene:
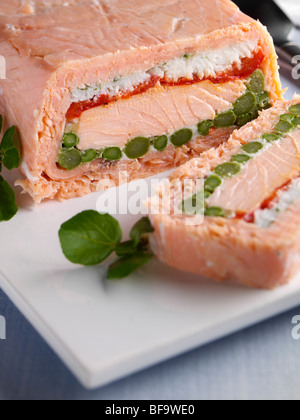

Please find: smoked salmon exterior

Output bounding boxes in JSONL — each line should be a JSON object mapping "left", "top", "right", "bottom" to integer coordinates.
{"left": 0, "top": 0, "right": 282, "bottom": 202}
{"left": 148, "top": 98, "right": 300, "bottom": 289}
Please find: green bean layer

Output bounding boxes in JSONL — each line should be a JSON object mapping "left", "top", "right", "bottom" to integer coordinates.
{"left": 182, "top": 103, "right": 300, "bottom": 219}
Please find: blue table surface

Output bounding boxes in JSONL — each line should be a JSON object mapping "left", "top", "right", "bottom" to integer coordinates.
{"left": 1, "top": 26, "right": 300, "bottom": 403}
{"left": 1, "top": 287, "right": 300, "bottom": 400}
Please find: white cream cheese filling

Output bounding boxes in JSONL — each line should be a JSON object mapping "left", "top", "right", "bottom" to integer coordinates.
{"left": 21, "top": 160, "right": 38, "bottom": 182}
{"left": 71, "top": 39, "right": 258, "bottom": 103}
{"left": 255, "top": 178, "right": 300, "bottom": 228}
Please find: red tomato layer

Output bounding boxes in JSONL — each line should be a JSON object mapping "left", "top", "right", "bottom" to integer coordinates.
{"left": 241, "top": 176, "right": 297, "bottom": 224}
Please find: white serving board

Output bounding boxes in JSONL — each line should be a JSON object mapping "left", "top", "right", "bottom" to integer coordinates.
{"left": 0, "top": 74, "right": 300, "bottom": 389}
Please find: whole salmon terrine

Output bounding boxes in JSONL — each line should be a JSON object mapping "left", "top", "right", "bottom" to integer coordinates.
{"left": 0, "top": 0, "right": 281, "bottom": 202}
{"left": 148, "top": 99, "right": 300, "bottom": 289}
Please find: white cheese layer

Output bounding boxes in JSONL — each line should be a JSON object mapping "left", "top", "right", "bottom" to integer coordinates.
{"left": 255, "top": 178, "right": 300, "bottom": 228}
{"left": 161, "top": 40, "right": 257, "bottom": 81}
{"left": 21, "top": 160, "right": 38, "bottom": 182}
{"left": 72, "top": 71, "right": 151, "bottom": 103}
{"left": 71, "top": 39, "right": 258, "bottom": 103}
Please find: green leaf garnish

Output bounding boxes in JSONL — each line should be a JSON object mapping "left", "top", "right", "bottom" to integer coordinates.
{"left": 0, "top": 126, "right": 21, "bottom": 170}
{"left": 59, "top": 212, "right": 154, "bottom": 280}
{"left": 0, "top": 175, "right": 18, "bottom": 222}
{"left": 130, "top": 217, "right": 154, "bottom": 246}
{"left": 59, "top": 211, "right": 122, "bottom": 266}
{"left": 107, "top": 252, "right": 153, "bottom": 280}
{"left": 0, "top": 117, "right": 20, "bottom": 222}
{"left": 115, "top": 240, "right": 137, "bottom": 257}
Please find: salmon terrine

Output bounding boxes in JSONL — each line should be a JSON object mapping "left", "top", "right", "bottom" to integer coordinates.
{"left": 148, "top": 99, "right": 300, "bottom": 289}
{"left": 0, "top": 0, "right": 282, "bottom": 202}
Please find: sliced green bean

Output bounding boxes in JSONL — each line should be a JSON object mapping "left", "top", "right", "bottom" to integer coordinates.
{"left": 262, "top": 133, "right": 281, "bottom": 142}
{"left": 82, "top": 149, "right": 98, "bottom": 163}
{"left": 258, "top": 91, "right": 271, "bottom": 110}
{"left": 214, "top": 162, "right": 241, "bottom": 178}
{"left": 289, "top": 104, "right": 300, "bottom": 116}
{"left": 170, "top": 128, "right": 193, "bottom": 147}
{"left": 292, "top": 117, "right": 300, "bottom": 127}
{"left": 153, "top": 135, "right": 168, "bottom": 151}
{"left": 237, "top": 114, "right": 252, "bottom": 127}
{"left": 213, "top": 110, "right": 236, "bottom": 128}
{"left": 250, "top": 106, "right": 259, "bottom": 120}
{"left": 62, "top": 132, "right": 79, "bottom": 148}
{"left": 198, "top": 120, "right": 212, "bottom": 136}
{"left": 280, "top": 113, "right": 297, "bottom": 123}
{"left": 233, "top": 91, "right": 257, "bottom": 117}
{"left": 274, "top": 120, "right": 294, "bottom": 135}
{"left": 58, "top": 148, "right": 82, "bottom": 170}
{"left": 231, "top": 154, "right": 252, "bottom": 164}
{"left": 205, "top": 207, "right": 225, "bottom": 218}
{"left": 103, "top": 147, "right": 123, "bottom": 161}
{"left": 204, "top": 190, "right": 212, "bottom": 199}
{"left": 124, "top": 137, "right": 150, "bottom": 159}
{"left": 247, "top": 70, "right": 265, "bottom": 94}
{"left": 241, "top": 142, "right": 264, "bottom": 154}
{"left": 204, "top": 175, "right": 222, "bottom": 193}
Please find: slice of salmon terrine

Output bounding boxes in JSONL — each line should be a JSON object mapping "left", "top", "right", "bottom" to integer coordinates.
{"left": 0, "top": 0, "right": 282, "bottom": 202}
{"left": 148, "top": 99, "right": 300, "bottom": 289}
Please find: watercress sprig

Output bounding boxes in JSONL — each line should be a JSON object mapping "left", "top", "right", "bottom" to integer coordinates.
{"left": 0, "top": 115, "right": 21, "bottom": 222}
{"left": 59, "top": 211, "right": 154, "bottom": 280}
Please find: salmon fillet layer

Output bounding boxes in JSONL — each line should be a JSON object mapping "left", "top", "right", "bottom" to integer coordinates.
{"left": 0, "top": 0, "right": 282, "bottom": 202}
{"left": 148, "top": 99, "right": 300, "bottom": 290}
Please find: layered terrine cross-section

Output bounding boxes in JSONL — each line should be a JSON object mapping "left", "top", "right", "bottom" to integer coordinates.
{"left": 148, "top": 99, "right": 300, "bottom": 289}
{"left": 0, "top": 0, "right": 282, "bottom": 202}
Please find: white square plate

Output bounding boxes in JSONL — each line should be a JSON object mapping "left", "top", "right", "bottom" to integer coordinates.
{"left": 0, "top": 74, "right": 300, "bottom": 389}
